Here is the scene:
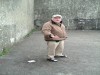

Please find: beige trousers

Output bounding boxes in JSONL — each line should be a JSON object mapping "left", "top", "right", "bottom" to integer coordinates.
{"left": 47, "top": 40, "right": 64, "bottom": 58}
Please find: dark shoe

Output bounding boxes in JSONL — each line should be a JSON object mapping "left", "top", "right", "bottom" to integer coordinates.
{"left": 47, "top": 58, "right": 58, "bottom": 62}
{"left": 55, "top": 55, "right": 67, "bottom": 58}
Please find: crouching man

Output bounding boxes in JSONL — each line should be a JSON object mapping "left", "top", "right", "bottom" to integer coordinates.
{"left": 42, "top": 14, "right": 68, "bottom": 62}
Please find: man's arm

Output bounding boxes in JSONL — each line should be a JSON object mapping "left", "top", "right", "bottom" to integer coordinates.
{"left": 42, "top": 23, "right": 54, "bottom": 38}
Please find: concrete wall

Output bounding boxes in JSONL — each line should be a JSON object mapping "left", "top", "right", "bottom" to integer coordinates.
{"left": 0, "top": 0, "right": 34, "bottom": 51}
{"left": 34, "top": 0, "right": 100, "bottom": 30}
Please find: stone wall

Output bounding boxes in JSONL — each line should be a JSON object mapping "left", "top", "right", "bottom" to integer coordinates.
{"left": 34, "top": 0, "right": 100, "bottom": 30}
{"left": 0, "top": 0, "right": 34, "bottom": 51}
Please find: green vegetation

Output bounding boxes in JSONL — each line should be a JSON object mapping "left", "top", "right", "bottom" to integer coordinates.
{"left": 0, "top": 47, "right": 10, "bottom": 56}
{"left": 25, "top": 29, "right": 37, "bottom": 37}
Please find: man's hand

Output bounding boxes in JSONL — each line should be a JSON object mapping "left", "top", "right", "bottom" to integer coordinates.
{"left": 49, "top": 34, "right": 61, "bottom": 40}
{"left": 52, "top": 35, "right": 60, "bottom": 40}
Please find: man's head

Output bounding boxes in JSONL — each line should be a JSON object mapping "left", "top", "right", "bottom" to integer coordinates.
{"left": 52, "top": 14, "right": 62, "bottom": 23}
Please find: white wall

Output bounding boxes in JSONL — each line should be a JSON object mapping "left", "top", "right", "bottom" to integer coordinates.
{"left": 0, "top": 0, "right": 34, "bottom": 50}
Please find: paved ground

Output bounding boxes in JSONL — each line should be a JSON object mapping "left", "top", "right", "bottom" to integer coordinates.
{"left": 0, "top": 30, "right": 100, "bottom": 75}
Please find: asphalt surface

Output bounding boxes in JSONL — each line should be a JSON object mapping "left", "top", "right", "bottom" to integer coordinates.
{"left": 0, "top": 30, "right": 100, "bottom": 75}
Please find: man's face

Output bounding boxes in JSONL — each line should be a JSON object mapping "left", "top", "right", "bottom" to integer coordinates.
{"left": 52, "top": 16, "right": 62, "bottom": 23}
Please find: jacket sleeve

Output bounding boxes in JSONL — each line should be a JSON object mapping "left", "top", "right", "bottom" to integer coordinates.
{"left": 62, "top": 24, "right": 68, "bottom": 38}
{"left": 42, "top": 23, "right": 54, "bottom": 37}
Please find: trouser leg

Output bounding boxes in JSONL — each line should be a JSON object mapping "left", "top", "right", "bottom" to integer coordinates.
{"left": 55, "top": 41, "right": 64, "bottom": 56}
{"left": 47, "top": 41, "right": 59, "bottom": 58}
